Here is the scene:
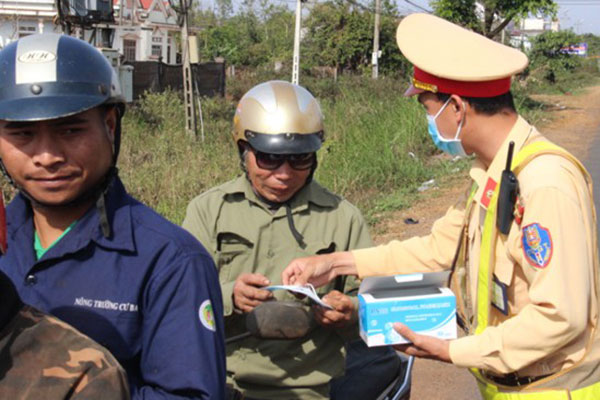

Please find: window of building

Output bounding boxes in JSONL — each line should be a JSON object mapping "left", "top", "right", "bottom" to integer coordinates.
{"left": 152, "top": 36, "right": 163, "bottom": 43}
{"left": 151, "top": 44, "right": 162, "bottom": 59}
{"left": 18, "top": 26, "right": 36, "bottom": 38}
{"left": 123, "top": 39, "right": 136, "bottom": 62}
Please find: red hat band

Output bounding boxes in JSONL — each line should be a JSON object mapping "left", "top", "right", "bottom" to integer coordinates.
{"left": 413, "top": 66, "right": 511, "bottom": 98}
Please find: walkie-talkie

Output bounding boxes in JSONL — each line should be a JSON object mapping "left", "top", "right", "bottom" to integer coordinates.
{"left": 496, "top": 141, "right": 518, "bottom": 235}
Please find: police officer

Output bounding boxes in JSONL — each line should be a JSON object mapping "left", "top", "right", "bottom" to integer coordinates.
{"left": 0, "top": 34, "right": 225, "bottom": 399}
{"left": 282, "top": 14, "right": 600, "bottom": 399}
{"left": 182, "top": 80, "right": 401, "bottom": 399}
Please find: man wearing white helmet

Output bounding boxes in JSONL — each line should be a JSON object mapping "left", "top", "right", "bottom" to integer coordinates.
{"left": 0, "top": 33, "right": 226, "bottom": 399}
{"left": 282, "top": 13, "right": 600, "bottom": 400}
{"left": 183, "top": 80, "right": 401, "bottom": 399}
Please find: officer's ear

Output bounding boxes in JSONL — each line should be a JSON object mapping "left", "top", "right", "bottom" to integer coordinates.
{"left": 449, "top": 95, "right": 463, "bottom": 112}
{"left": 449, "top": 94, "right": 467, "bottom": 121}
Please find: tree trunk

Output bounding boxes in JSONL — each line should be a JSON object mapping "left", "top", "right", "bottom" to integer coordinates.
{"left": 483, "top": 6, "right": 495, "bottom": 37}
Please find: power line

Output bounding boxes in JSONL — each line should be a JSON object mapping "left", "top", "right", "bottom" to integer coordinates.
{"left": 343, "top": 0, "right": 402, "bottom": 17}
{"left": 556, "top": 0, "right": 600, "bottom": 4}
{"left": 403, "top": 0, "right": 431, "bottom": 13}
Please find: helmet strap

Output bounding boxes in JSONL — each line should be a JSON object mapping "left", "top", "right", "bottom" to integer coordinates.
{"left": 238, "top": 143, "right": 249, "bottom": 176}
{"left": 96, "top": 189, "right": 111, "bottom": 238}
{"left": 306, "top": 158, "right": 318, "bottom": 184}
{"left": 285, "top": 203, "right": 306, "bottom": 249}
{"left": 111, "top": 107, "right": 123, "bottom": 164}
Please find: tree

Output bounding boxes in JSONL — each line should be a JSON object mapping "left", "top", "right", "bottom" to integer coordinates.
{"left": 194, "top": 3, "right": 293, "bottom": 66}
{"left": 528, "top": 30, "right": 582, "bottom": 84}
{"left": 215, "top": 0, "right": 233, "bottom": 22}
{"left": 581, "top": 33, "right": 600, "bottom": 57}
{"left": 431, "top": 0, "right": 557, "bottom": 39}
{"left": 302, "top": 1, "right": 409, "bottom": 75}
{"left": 192, "top": 0, "right": 409, "bottom": 76}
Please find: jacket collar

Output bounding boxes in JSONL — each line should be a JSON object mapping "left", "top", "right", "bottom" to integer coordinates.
{"left": 6, "top": 177, "right": 136, "bottom": 263}
{"left": 224, "top": 175, "right": 338, "bottom": 213}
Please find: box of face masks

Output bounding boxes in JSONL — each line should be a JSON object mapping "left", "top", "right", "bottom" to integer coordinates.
{"left": 358, "top": 271, "right": 457, "bottom": 346}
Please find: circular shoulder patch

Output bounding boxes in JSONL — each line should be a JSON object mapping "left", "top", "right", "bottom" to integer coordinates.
{"left": 198, "top": 300, "right": 216, "bottom": 332}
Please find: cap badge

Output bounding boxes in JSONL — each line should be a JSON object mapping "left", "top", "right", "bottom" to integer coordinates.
{"left": 412, "top": 77, "right": 438, "bottom": 93}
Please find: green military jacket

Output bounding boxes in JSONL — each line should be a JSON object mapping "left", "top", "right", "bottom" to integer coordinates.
{"left": 183, "top": 176, "right": 372, "bottom": 399}
{"left": 0, "top": 305, "right": 129, "bottom": 399}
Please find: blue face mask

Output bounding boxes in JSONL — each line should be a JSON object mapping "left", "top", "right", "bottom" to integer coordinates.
{"left": 426, "top": 98, "right": 466, "bottom": 157}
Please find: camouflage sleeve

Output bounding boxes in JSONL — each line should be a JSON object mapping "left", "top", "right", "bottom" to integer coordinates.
{"left": 0, "top": 306, "right": 130, "bottom": 400}
{"left": 36, "top": 309, "right": 131, "bottom": 400}
{"left": 71, "top": 364, "right": 130, "bottom": 400}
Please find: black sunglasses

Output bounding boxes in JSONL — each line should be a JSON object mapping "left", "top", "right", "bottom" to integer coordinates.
{"left": 252, "top": 149, "right": 315, "bottom": 171}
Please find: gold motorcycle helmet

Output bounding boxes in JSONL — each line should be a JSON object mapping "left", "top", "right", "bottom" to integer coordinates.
{"left": 233, "top": 80, "right": 324, "bottom": 154}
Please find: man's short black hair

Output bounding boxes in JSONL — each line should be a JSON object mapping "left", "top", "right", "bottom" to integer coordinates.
{"left": 435, "top": 92, "right": 516, "bottom": 115}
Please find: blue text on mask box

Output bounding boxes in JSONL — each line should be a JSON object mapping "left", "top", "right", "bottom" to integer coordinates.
{"left": 358, "top": 271, "right": 457, "bottom": 346}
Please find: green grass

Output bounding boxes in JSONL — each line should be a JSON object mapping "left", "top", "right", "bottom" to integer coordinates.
{"left": 120, "top": 90, "right": 238, "bottom": 222}
{"left": 518, "top": 60, "right": 600, "bottom": 96}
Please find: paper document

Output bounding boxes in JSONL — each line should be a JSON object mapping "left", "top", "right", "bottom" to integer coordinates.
{"left": 265, "top": 284, "right": 334, "bottom": 309}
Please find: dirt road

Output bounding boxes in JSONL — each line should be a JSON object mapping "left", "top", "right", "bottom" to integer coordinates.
{"left": 371, "top": 85, "right": 600, "bottom": 399}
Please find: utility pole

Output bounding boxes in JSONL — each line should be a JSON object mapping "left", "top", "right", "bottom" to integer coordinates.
{"left": 371, "top": 0, "right": 380, "bottom": 79}
{"left": 167, "top": 0, "right": 196, "bottom": 137}
{"left": 180, "top": 0, "right": 197, "bottom": 137}
{"left": 292, "top": 0, "right": 303, "bottom": 85}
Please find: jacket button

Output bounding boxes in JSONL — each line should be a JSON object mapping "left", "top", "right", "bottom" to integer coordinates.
{"left": 25, "top": 274, "right": 37, "bottom": 285}
{"left": 267, "top": 250, "right": 274, "bottom": 258}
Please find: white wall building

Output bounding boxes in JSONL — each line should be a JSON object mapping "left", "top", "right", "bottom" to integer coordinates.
{"left": 0, "top": 0, "right": 59, "bottom": 47}
{"left": 0, "top": 0, "right": 181, "bottom": 64}
{"left": 509, "top": 16, "right": 560, "bottom": 51}
{"left": 112, "top": 0, "right": 180, "bottom": 64}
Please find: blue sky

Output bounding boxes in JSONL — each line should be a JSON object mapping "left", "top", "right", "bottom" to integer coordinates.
{"left": 199, "top": 0, "right": 600, "bottom": 35}
{"left": 402, "top": 0, "right": 600, "bottom": 35}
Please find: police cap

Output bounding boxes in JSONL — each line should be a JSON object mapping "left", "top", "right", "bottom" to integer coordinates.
{"left": 397, "top": 13, "right": 528, "bottom": 98}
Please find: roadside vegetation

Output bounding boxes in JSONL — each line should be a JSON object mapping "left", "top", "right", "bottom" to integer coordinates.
{"left": 118, "top": 2, "right": 599, "bottom": 225}
{"left": 119, "top": 70, "right": 597, "bottom": 225}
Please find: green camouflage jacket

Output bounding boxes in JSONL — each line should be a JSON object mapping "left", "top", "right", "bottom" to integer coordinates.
{"left": 0, "top": 303, "right": 130, "bottom": 399}
{"left": 183, "top": 176, "right": 372, "bottom": 400}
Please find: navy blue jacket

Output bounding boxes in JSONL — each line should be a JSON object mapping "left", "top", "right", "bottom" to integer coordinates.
{"left": 0, "top": 178, "right": 226, "bottom": 399}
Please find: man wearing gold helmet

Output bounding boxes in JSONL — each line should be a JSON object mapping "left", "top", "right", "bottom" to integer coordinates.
{"left": 281, "top": 13, "right": 600, "bottom": 400}
{"left": 182, "top": 80, "right": 401, "bottom": 399}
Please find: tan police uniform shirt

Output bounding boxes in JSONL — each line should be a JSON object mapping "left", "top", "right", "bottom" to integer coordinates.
{"left": 353, "top": 116, "right": 600, "bottom": 388}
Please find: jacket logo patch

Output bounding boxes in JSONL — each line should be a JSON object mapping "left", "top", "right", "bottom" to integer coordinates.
{"left": 522, "top": 223, "right": 553, "bottom": 269}
{"left": 199, "top": 300, "right": 216, "bottom": 332}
